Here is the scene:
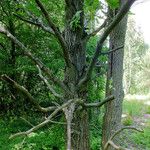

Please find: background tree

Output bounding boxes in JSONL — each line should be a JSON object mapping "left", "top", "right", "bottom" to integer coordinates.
{"left": 102, "top": 0, "right": 128, "bottom": 149}
{"left": 123, "top": 16, "right": 148, "bottom": 94}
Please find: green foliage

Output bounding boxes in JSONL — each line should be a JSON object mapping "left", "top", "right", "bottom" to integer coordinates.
{"left": 86, "top": 36, "right": 99, "bottom": 58}
{"left": 132, "top": 126, "right": 150, "bottom": 149}
{"left": 122, "top": 115, "right": 133, "bottom": 126}
{"left": 124, "top": 17, "right": 149, "bottom": 94}
{"left": 86, "top": 35, "right": 106, "bottom": 149}
{"left": 0, "top": 0, "right": 65, "bottom": 114}
{"left": 122, "top": 100, "right": 150, "bottom": 149}
{"left": 91, "top": 136, "right": 101, "bottom": 150}
{"left": 90, "top": 114, "right": 103, "bottom": 150}
{"left": 0, "top": 117, "right": 65, "bottom": 150}
{"left": 146, "top": 106, "right": 150, "bottom": 114}
{"left": 106, "top": 0, "right": 119, "bottom": 9}
{"left": 84, "top": 0, "right": 101, "bottom": 23}
{"left": 16, "top": 0, "right": 65, "bottom": 27}
{"left": 70, "top": 11, "right": 82, "bottom": 30}
{"left": 86, "top": 36, "right": 106, "bottom": 102}
{"left": 123, "top": 100, "right": 144, "bottom": 116}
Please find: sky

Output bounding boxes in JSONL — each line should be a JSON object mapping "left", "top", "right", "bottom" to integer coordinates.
{"left": 131, "top": 0, "right": 150, "bottom": 46}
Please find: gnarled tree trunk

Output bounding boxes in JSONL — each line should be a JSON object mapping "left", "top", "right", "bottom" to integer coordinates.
{"left": 63, "top": 1, "right": 90, "bottom": 149}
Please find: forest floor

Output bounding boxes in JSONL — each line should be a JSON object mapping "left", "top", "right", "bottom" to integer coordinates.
{"left": 121, "top": 95, "right": 150, "bottom": 150}
{"left": 0, "top": 95, "right": 150, "bottom": 150}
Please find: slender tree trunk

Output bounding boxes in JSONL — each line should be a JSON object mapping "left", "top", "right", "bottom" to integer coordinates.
{"left": 102, "top": 1, "right": 128, "bottom": 149}
{"left": 8, "top": 18, "right": 17, "bottom": 103}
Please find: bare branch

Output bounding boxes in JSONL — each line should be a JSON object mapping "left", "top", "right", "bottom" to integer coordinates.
{"left": 86, "top": 19, "right": 107, "bottom": 39}
{"left": 20, "top": 117, "right": 34, "bottom": 127}
{"left": 35, "top": 0, "right": 70, "bottom": 66}
{"left": 14, "top": 14, "right": 54, "bottom": 35}
{"left": 104, "top": 126, "right": 143, "bottom": 150}
{"left": 84, "top": 95, "right": 114, "bottom": 108}
{"left": 110, "top": 126, "right": 143, "bottom": 141}
{"left": 1, "top": 74, "right": 56, "bottom": 113}
{"left": 63, "top": 103, "right": 75, "bottom": 150}
{"left": 49, "top": 120, "right": 70, "bottom": 125}
{"left": 37, "top": 65, "right": 63, "bottom": 99}
{"left": 77, "top": 0, "right": 136, "bottom": 88}
{"left": 106, "top": 141, "right": 128, "bottom": 150}
{"left": 9, "top": 98, "right": 81, "bottom": 139}
{"left": 101, "top": 45, "right": 124, "bottom": 55}
{"left": 0, "top": 26, "right": 68, "bottom": 91}
{"left": 9, "top": 120, "right": 49, "bottom": 139}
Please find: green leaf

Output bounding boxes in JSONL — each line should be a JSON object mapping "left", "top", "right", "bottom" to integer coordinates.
{"left": 70, "top": 11, "right": 82, "bottom": 30}
{"left": 106, "top": 0, "right": 119, "bottom": 9}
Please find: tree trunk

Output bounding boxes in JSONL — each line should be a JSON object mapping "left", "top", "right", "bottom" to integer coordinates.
{"left": 63, "top": 1, "right": 90, "bottom": 149}
{"left": 102, "top": 1, "right": 128, "bottom": 149}
{"left": 71, "top": 109, "right": 89, "bottom": 150}
{"left": 8, "top": 18, "right": 17, "bottom": 103}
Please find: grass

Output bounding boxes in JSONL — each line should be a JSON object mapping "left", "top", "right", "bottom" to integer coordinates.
{"left": 131, "top": 125, "right": 150, "bottom": 149}
{"left": 123, "top": 100, "right": 146, "bottom": 116}
{"left": 122, "top": 98, "right": 150, "bottom": 149}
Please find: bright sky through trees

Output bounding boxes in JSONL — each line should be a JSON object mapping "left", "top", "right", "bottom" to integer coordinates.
{"left": 131, "top": 0, "right": 150, "bottom": 45}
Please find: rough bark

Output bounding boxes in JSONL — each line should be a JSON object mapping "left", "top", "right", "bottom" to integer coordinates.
{"left": 63, "top": 1, "right": 90, "bottom": 149}
{"left": 102, "top": 1, "right": 128, "bottom": 149}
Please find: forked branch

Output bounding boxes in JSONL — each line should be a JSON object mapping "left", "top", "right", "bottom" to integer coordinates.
{"left": 14, "top": 14, "right": 54, "bottom": 35}
{"left": 37, "top": 65, "right": 63, "bottom": 99}
{"left": 104, "top": 126, "right": 143, "bottom": 150}
{"left": 84, "top": 95, "right": 114, "bottom": 108}
{"left": 1, "top": 74, "right": 56, "bottom": 113}
{"left": 86, "top": 19, "right": 107, "bottom": 39}
{"left": 78, "top": 0, "right": 136, "bottom": 88}
{"left": 0, "top": 25, "right": 68, "bottom": 91}
{"left": 35, "top": 0, "right": 70, "bottom": 66}
{"left": 9, "top": 98, "right": 81, "bottom": 139}
{"left": 101, "top": 45, "right": 124, "bottom": 55}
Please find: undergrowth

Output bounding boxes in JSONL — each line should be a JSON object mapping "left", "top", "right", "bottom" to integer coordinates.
{"left": 0, "top": 116, "right": 65, "bottom": 150}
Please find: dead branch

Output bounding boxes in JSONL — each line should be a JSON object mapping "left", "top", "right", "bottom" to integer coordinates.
{"left": 77, "top": 0, "right": 136, "bottom": 88}
{"left": 63, "top": 103, "right": 75, "bottom": 150}
{"left": 86, "top": 19, "right": 107, "bottom": 39}
{"left": 14, "top": 14, "right": 54, "bottom": 35}
{"left": 49, "top": 120, "right": 70, "bottom": 125}
{"left": 37, "top": 65, "right": 63, "bottom": 99}
{"left": 20, "top": 117, "right": 34, "bottom": 127}
{"left": 84, "top": 95, "right": 114, "bottom": 108}
{"left": 106, "top": 141, "right": 128, "bottom": 150}
{"left": 0, "top": 25, "right": 68, "bottom": 91}
{"left": 1, "top": 74, "right": 56, "bottom": 113}
{"left": 101, "top": 45, "right": 124, "bottom": 55}
{"left": 35, "top": 0, "right": 70, "bottom": 66}
{"left": 110, "top": 126, "right": 143, "bottom": 141}
{"left": 9, "top": 98, "right": 81, "bottom": 139}
{"left": 104, "top": 126, "right": 143, "bottom": 150}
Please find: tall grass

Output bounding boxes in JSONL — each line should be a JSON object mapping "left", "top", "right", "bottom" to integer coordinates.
{"left": 123, "top": 99, "right": 147, "bottom": 116}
